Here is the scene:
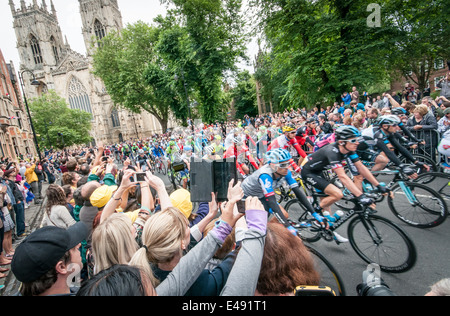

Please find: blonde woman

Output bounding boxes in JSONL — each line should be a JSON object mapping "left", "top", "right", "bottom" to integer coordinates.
{"left": 90, "top": 213, "right": 139, "bottom": 275}
{"left": 406, "top": 104, "right": 438, "bottom": 157}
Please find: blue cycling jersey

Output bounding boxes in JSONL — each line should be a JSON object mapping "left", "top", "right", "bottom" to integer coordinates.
{"left": 152, "top": 147, "right": 164, "bottom": 157}
{"left": 241, "top": 165, "right": 298, "bottom": 199}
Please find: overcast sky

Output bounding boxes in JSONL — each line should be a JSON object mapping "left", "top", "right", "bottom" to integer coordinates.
{"left": 0, "top": 0, "right": 256, "bottom": 74}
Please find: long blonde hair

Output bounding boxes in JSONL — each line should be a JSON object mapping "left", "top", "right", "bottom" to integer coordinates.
{"left": 91, "top": 213, "right": 139, "bottom": 275}
{"left": 129, "top": 207, "right": 189, "bottom": 286}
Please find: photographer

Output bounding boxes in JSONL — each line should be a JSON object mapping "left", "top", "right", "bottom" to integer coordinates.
{"left": 437, "top": 71, "right": 450, "bottom": 99}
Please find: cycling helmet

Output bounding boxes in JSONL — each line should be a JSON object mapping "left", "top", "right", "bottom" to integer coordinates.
{"left": 138, "top": 149, "right": 144, "bottom": 154}
{"left": 184, "top": 146, "right": 193, "bottom": 152}
{"left": 204, "top": 146, "right": 216, "bottom": 155}
{"left": 232, "top": 136, "right": 242, "bottom": 144}
{"left": 335, "top": 125, "right": 361, "bottom": 141}
{"left": 266, "top": 148, "right": 292, "bottom": 164}
{"left": 282, "top": 124, "right": 296, "bottom": 133}
{"left": 169, "top": 141, "right": 176, "bottom": 146}
{"left": 296, "top": 126, "right": 308, "bottom": 138}
{"left": 391, "top": 107, "right": 407, "bottom": 116}
{"left": 377, "top": 115, "right": 401, "bottom": 126}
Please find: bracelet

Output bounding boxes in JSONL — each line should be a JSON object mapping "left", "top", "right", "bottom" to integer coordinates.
{"left": 140, "top": 206, "right": 151, "bottom": 213}
{"left": 140, "top": 185, "right": 149, "bottom": 189}
{"left": 113, "top": 196, "right": 122, "bottom": 202}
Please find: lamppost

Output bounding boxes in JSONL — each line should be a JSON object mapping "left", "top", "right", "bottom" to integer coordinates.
{"left": 18, "top": 70, "right": 41, "bottom": 160}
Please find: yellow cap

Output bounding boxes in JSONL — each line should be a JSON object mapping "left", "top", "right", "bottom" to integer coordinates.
{"left": 90, "top": 185, "right": 118, "bottom": 208}
{"left": 170, "top": 189, "right": 193, "bottom": 219}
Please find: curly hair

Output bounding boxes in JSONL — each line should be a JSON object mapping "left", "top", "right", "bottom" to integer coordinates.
{"left": 45, "top": 184, "right": 68, "bottom": 218}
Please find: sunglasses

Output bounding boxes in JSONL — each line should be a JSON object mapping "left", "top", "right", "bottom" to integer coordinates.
{"left": 274, "top": 162, "right": 290, "bottom": 168}
{"left": 343, "top": 137, "right": 363, "bottom": 144}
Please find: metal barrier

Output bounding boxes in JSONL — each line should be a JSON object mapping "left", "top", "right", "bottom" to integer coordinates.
{"left": 407, "top": 129, "right": 441, "bottom": 163}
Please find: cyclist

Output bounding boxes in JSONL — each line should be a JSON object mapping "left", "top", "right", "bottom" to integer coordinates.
{"left": 301, "top": 126, "right": 388, "bottom": 242}
{"left": 359, "top": 115, "right": 429, "bottom": 176}
{"left": 151, "top": 142, "right": 165, "bottom": 160}
{"left": 223, "top": 137, "right": 260, "bottom": 178}
{"left": 135, "top": 149, "right": 151, "bottom": 172}
{"left": 268, "top": 124, "right": 308, "bottom": 171}
{"left": 178, "top": 146, "right": 192, "bottom": 189}
{"left": 211, "top": 135, "right": 225, "bottom": 157}
{"left": 166, "top": 140, "right": 180, "bottom": 172}
{"left": 241, "top": 148, "right": 316, "bottom": 236}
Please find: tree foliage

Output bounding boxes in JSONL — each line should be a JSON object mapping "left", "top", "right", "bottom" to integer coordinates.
{"left": 92, "top": 21, "right": 172, "bottom": 131}
{"left": 231, "top": 70, "right": 258, "bottom": 118}
{"left": 383, "top": 0, "right": 450, "bottom": 91}
{"left": 29, "top": 90, "right": 92, "bottom": 149}
{"left": 250, "top": 0, "right": 396, "bottom": 109}
{"left": 161, "top": 0, "right": 249, "bottom": 123}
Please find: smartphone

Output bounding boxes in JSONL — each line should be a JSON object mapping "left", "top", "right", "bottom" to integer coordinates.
{"left": 101, "top": 156, "right": 109, "bottom": 162}
{"left": 134, "top": 172, "right": 146, "bottom": 182}
{"left": 236, "top": 199, "right": 246, "bottom": 214}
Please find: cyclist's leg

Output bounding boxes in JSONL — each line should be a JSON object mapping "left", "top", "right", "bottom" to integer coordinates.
{"left": 371, "top": 152, "right": 389, "bottom": 172}
{"left": 303, "top": 172, "right": 340, "bottom": 212}
{"left": 322, "top": 184, "right": 344, "bottom": 211}
{"left": 346, "top": 157, "right": 363, "bottom": 191}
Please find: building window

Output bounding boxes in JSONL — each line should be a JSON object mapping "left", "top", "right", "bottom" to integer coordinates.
{"left": 435, "top": 76, "right": 445, "bottom": 90}
{"left": 94, "top": 19, "right": 106, "bottom": 46}
{"left": 30, "top": 35, "right": 43, "bottom": 65}
{"left": 16, "top": 111, "right": 22, "bottom": 130}
{"left": 68, "top": 76, "right": 93, "bottom": 114}
{"left": 434, "top": 59, "right": 445, "bottom": 70}
{"left": 50, "top": 36, "right": 59, "bottom": 64}
{"left": 111, "top": 109, "right": 120, "bottom": 128}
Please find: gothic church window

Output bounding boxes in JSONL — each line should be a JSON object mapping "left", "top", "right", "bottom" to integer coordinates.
{"left": 51, "top": 36, "right": 59, "bottom": 64}
{"left": 94, "top": 19, "right": 106, "bottom": 47}
{"left": 68, "top": 76, "right": 93, "bottom": 114}
{"left": 111, "top": 109, "right": 120, "bottom": 127}
{"left": 30, "top": 35, "right": 43, "bottom": 65}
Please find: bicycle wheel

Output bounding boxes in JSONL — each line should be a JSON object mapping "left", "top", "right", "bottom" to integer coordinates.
{"left": 400, "top": 153, "right": 439, "bottom": 175}
{"left": 348, "top": 214, "right": 417, "bottom": 273}
{"left": 415, "top": 172, "right": 450, "bottom": 200}
{"left": 305, "top": 245, "right": 346, "bottom": 296}
{"left": 284, "top": 199, "right": 321, "bottom": 242}
{"left": 387, "top": 181, "right": 448, "bottom": 228}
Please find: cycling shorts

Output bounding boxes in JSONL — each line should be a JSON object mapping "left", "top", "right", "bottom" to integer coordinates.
{"left": 300, "top": 170, "right": 331, "bottom": 192}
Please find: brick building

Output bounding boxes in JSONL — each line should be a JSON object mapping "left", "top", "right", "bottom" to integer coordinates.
{"left": 390, "top": 58, "right": 449, "bottom": 97}
{"left": 0, "top": 49, "right": 37, "bottom": 160}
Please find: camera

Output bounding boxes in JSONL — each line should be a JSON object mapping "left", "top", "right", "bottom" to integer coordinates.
{"left": 356, "top": 267, "right": 396, "bottom": 296}
{"left": 133, "top": 172, "right": 147, "bottom": 183}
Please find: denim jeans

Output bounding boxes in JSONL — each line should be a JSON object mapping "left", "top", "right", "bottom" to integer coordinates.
{"left": 13, "top": 202, "right": 25, "bottom": 236}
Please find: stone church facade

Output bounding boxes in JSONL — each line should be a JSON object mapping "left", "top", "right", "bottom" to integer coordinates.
{"left": 9, "top": 0, "right": 172, "bottom": 145}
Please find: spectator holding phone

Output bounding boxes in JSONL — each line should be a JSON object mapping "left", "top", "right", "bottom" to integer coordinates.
{"left": 437, "top": 72, "right": 450, "bottom": 99}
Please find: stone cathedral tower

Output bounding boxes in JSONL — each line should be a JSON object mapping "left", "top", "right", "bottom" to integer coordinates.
{"left": 9, "top": 0, "right": 167, "bottom": 145}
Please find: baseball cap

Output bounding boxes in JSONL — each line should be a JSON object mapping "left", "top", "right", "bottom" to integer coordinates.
{"left": 90, "top": 184, "right": 118, "bottom": 208}
{"left": 444, "top": 108, "right": 450, "bottom": 115}
{"left": 11, "top": 222, "right": 88, "bottom": 283}
{"left": 170, "top": 189, "right": 193, "bottom": 219}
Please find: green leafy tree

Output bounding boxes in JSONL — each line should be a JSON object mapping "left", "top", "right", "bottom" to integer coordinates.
{"left": 383, "top": 0, "right": 450, "bottom": 91}
{"left": 29, "top": 90, "right": 92, "bottom": 149}
{"left": 231, "top": 70, "right": 258, "bottom": 118}
{"left": 161, "top": 0, "right": 249, "bottom": 123}
{"left": 92, "top": 21, "right": 171, "bottom": 131}
{"left": 250, "top": 0, "right": 396, "bottom": 108}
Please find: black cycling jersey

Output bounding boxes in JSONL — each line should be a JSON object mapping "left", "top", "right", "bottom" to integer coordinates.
{"left": 302, "top": 143, "right": 360, "bottom": 173}
{"left": 301, "top": 143, "right": 360, "bottom": 191}
{"left": 360, "top": 126, "right": 416, "bottom": 166}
